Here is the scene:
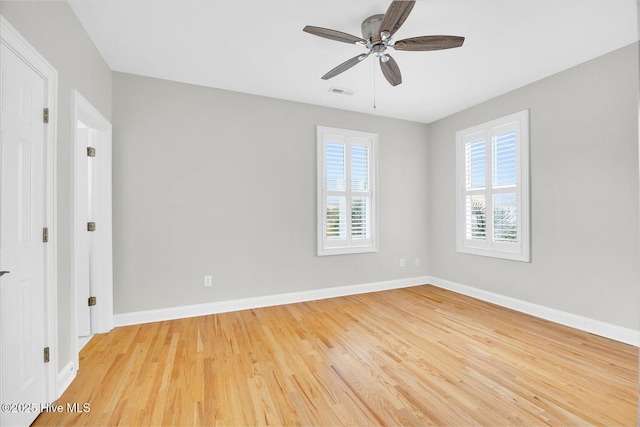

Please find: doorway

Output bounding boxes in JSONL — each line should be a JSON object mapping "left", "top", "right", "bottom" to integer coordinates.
{"left": 71, "top": 90, "right": 113, "bottom": 371}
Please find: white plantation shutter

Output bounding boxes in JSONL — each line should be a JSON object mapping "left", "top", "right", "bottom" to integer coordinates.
{"left": 464, "top": 137, "right": 487, "bottom": 242}
{"left": 325, "top": 142, "right": 346, "bottom": 241}
{"left": 465, "top": 194, "right": 486, "bottom": 240}
{"left": 326, "top": 196, "right": 346, "bottom": 240}
{"left": 351, "top": 144, "right": 370, "bottom": 240}
{"left": 492, "top": 130, "right": 518, "bottom": 243}
{"left": 318, "top": 126, "right": 377, "bottom": 256}
{"left": 456, "top": 110, "right": 530, "bottom": 262}
{"left": 466, "top": 139, "right": 486, "bottom": 190}
{"left": 351, "top": 196, "right": 370, "bottom": 239}
{"left": 326, "top": 142, "right": 345, "bottom": 191}
{"left": 492, "top": 132, "right": 517, "bottom": 188}
{"left": 493, "top": 193, "right": 517, "bottom": 242}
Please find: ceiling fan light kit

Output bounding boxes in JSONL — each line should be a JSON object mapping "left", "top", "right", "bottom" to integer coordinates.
{"left": 303, "top": 0, "right": 465, "bottom": 87}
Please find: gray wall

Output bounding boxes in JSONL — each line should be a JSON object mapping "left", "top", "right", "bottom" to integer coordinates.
{"left": 0, "top": 2, "right": 112, "bottom": 370}
{"left": 428, "top": 43, "right": 640, "bottom": 330}
{"left": 111, "top": 72, "right": 430, "bottom": 314}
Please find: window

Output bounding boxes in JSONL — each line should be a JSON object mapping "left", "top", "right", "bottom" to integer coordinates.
{"left": 455, "top": 110, "right": 530, "bottom": 261}
{"left": 317, "top": 126, "right": 377, "bottom": 256}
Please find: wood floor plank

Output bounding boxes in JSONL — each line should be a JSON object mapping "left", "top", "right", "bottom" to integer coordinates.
{"left": 33, "top": 285, "right": 638, "bottom": 426}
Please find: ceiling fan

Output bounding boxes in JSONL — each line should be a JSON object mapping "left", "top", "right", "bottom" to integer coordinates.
{"left": 303, "top": 1, "right": 464, "bottom": 87}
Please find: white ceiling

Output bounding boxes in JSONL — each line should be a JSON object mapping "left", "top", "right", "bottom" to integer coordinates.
{"left": 69, "top": 0, "right": 638, "bottom": 124}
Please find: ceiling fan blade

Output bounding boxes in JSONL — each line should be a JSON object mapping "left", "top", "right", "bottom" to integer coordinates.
{"left": 303, "top": 26, "right": 367, "bottom": 45}
{"left": 380, "top": 1, "right": 416, "bottom": 37}
{"left": 322, "top": 54, "right": 369, "bottom": 80}
{"left": 380, "top": 55, "right": 402, "bottom": 86}
{"left": 393, "top": 35, "right": 465, "bottom": 51}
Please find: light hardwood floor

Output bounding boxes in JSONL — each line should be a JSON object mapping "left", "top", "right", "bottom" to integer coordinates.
{"left": 34, "top": 285, "right": 637, "bottom": 426}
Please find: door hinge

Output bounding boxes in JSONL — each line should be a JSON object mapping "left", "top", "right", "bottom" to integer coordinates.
{"left": 44, "top": 347, "right": 50, "bottom": 363}
{"left": 43, "top": 108, "right": 49, "bottom": 124}
{"left": 87, "top": 147, "right": 96, "bottom": 157}
{"left": 88, "top": 296, "right": 97, "bottom": 307}
{"left": 87, "top": 222, "right": 96, "bottom": 232}
{"left": 43, "top": 227, "right": 49, "bottom": 243}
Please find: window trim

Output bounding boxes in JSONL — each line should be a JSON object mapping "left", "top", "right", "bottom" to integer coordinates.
{"left": 455, "top": 110, "right": 530, "bottom": 262}
{"left": 317, "top": 126, "right": 378, "bottom": 256}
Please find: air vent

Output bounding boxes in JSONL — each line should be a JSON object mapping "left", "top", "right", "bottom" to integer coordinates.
{"left": 329, "top": 87, "right": 357, "bottom": 96}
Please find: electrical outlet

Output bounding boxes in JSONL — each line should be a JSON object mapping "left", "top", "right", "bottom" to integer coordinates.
{"left": 204, "top": 275, "right": 212, "bottom": 287}
{"left": 399, "top": 259, "right": 405, "bottom": 267}
{"left": 414, "top": 257, "right": 420, "bottom": 266}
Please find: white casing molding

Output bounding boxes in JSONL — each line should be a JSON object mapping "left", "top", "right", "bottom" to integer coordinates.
{"left": 428, "top": 276, "right": 640, "bottom": 347}
{"left": 70, "top": 89, "right": 113, "bottom": 377}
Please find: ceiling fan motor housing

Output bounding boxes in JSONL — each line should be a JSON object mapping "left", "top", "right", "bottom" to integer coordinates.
{"left": 361, "top": 14, "right": 385, "bottom": 40}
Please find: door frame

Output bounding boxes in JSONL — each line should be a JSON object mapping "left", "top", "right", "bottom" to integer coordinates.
{"left": 0, "top": 15, "right": 58, "bottom": 403}
{"left": 70, "top": 89, "right": 113, "bottom": 372}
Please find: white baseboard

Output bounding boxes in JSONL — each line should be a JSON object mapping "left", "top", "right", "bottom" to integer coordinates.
{"left": 56, "top": 360, "right": 76, "bottom": 398}
{"left": 77, "top": 335, "right": 93, "bottom": 352}
{"left": 428, "top": 276, "right": 640, "bottom": 347}
{"left": 114, "top": 276, "right": 431, "bottom": 327}
{"left": 113, "top": 274, "right": 639, "bottom": 347}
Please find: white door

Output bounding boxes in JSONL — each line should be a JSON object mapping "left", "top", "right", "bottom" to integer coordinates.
{"left": 0, "top": 43, "right": 47, "bottom": 427}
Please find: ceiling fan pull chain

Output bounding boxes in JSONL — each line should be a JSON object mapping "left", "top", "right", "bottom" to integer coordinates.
{"left": 373, "top": 59, "right": 377, "bottom": 109}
